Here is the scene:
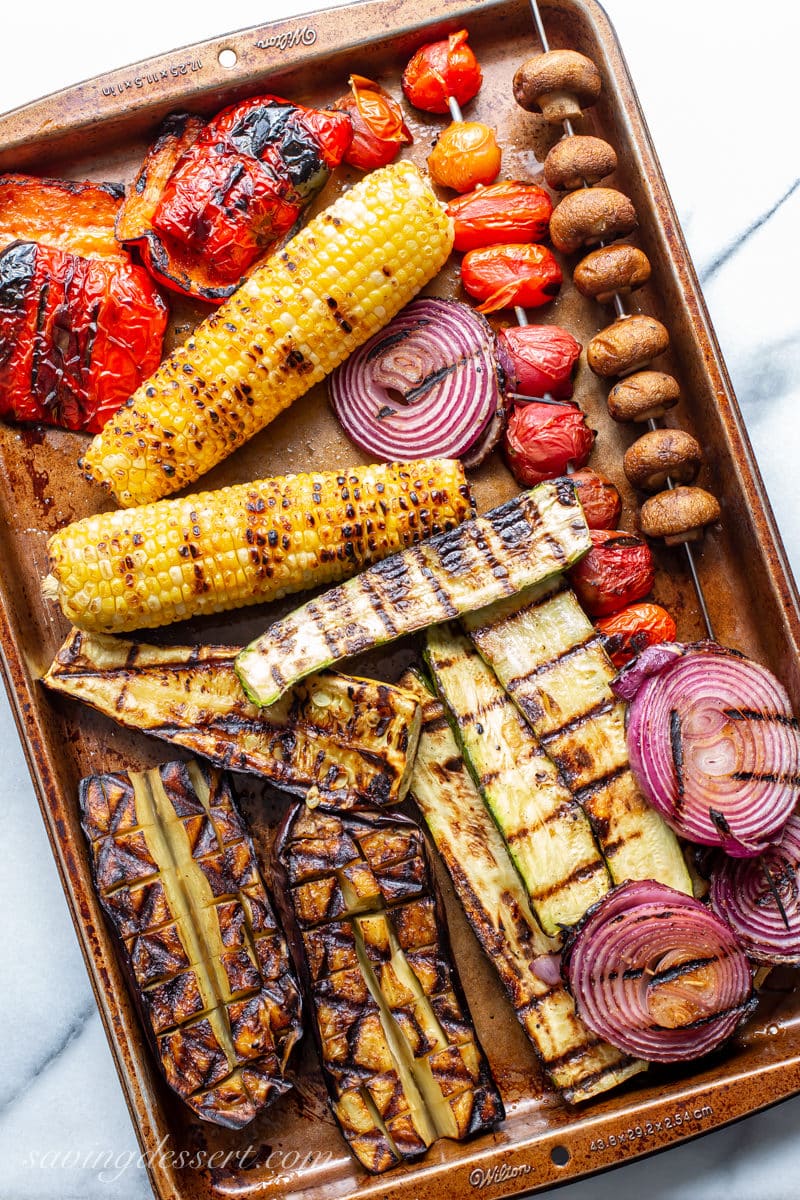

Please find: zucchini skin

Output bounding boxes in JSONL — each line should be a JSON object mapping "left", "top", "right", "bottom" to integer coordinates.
{"left": 400, "top": 668, "right": 646, "bottom": 1104}
{"left": 236, "top": 478, "right": 591, "bottom": 707}
{"left": 463, "top": 583, "right": 692, "bottom": 893}
{"left": 272, "top": 802, "right": 504, "bottom": 1173}
{"left": 424, "top": 624, "right": 611, "bottom": 937}
{"left": 80, "top": 760, "right": 303, "bottom": 1129}
{"left": 45, "top": 629, "right": 421, "bottom": 810}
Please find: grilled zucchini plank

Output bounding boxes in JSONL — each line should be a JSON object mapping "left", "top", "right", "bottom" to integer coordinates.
{"left": 400, "top": 668, "right": 646, "bottom": 1103}
{"left": 424, "top": 625, "right": 611, "bottom": 937}
{"left": 45, "top": 630, "right": 420, "bottom": 809}
{"left": 237, "top": 479, "right": 591, "bottom": 707}
{"left": 273, "top": 804, "right": 504, "bottom": 1173}
{"left": 463, "top": 583, "right": 691, "bottom": 892}
{"left": 81, "top": 760, "right": 303, "bottom": 1128}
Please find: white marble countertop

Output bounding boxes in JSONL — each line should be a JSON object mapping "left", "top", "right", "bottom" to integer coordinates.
{"left": 0, "top": 1, "right": 798, "bottom": 1198}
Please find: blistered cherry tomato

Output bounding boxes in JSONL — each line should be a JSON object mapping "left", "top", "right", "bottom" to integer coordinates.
{"left": 569, "top": 468, "right": 622, "bottom": 529}
{"left": 461, "top": 243, "right": 561, "bottom": 313}
{"left": 504, "top": 401, "right": 594, "bottom": 487}
{"left": 332, "top": 75, "right": 412, "bottom": 171}
{"left": 428, "top": 121, "right": 502, "bottom": 193}
{"left": 569, "top": 528, "right": 655, "bottom": 617}
{"left": 402, "top": 30, "right": 482, "bottom": 114}
{"left": 596, "top": 602, "right": 677, "bottom": 667}
{"left": 498, "top": 323, "right": 581, "bottom": 399}
{"left": 446, "top": 181, "right": 553, "bottom": 252}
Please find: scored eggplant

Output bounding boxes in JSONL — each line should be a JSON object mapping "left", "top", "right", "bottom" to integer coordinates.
{"left": 81, "top": 759, "right": 303, "bottom": 1128}
{"left": 463, "top": 582, "right": 692, "bottom": 893}
{"left": 236, "top": 478, "right": 591, "bottom": 707}
{"left": 399, "top": 667, "right": 646, "bottom": 1103}
{"left": 45, "top": 630, "right": 421, "bottom": 809}
{"left": 425, "top": 624, "right": 611, "bottom": 937}
{"left": 273, "top": 803, "right": 504, "bottom": 1173}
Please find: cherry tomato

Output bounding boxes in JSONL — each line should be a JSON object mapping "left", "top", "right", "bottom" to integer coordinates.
{"left": 332, "top": 75, "right": 412, "bottom": 171}
{"left": 504, "top": 401, "right": 594, "bottom": 487}
{"left": 427, "top": 121, "right": 502, "bottom": 193}
{"left": 498, "top": 323, "right": 581, "bottom": 399}
{"left": 596, "top": 602, "right": 678, "bottom": 668}
{"left": 569, "top": 528, "right": 656, "bottom": 617}
{"left": 402, "top": 30, "right": 482, "bottom": 114}
{"left": 569, "top": 468, "right": 622, "bottom": 529}
{"left": 461, "top": 243, "right": 562, "bottom": 313}
{"left": 446, "top": 181, "right": 553, "bottom": 252}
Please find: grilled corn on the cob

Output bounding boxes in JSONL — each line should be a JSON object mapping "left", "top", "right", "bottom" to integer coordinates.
{"left": 81, "top": 162, "right": 455, "bottom": 506}
{"left": 43, "top": 459, "right": 473, "bottom": 634}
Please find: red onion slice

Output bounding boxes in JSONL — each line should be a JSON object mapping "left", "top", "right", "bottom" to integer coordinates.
{"left": 563, "top": 880, "right": 754, "bottom": 1063}
{"left": 328, "top": 297, "right": 501, "bottom": 461}
{"left": 710, "top": 814, "right": 800, "bottom": 963}
{"left": 621, "top": 642, "right": 800, "bottom": 856}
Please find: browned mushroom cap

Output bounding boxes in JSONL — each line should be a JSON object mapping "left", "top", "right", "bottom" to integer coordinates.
{"left": 640, "top": 486, "right": 721, "bottom": 546}
{"left": 624, "top": 428, "right": 702, "bottom": 492}
{"left": 573, "top": 244, "right": 651, "bottom": 304}
{"left": 608, "top": 371, "right": 680, "bottom": 422}
{"left": 544, "top": 135, "right": 617, "bottom": 190}
{"left": 513, "top": 50, "right": 602, "bottom": 125}
{"left": 587, "top": 315, "right": 669, "bottom": 378}
{"left": 549, "top": 188, "right": 637, "bottom": 255}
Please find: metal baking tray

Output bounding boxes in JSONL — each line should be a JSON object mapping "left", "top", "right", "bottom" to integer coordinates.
{"left": 1, "top": 0, "right": 799, "bottom": 1197}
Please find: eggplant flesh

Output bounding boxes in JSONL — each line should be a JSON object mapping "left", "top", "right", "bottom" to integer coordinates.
{"left": 273, "top": 803, "right": 504, "bottom": 1173}
{"left": 400, "top": 668, "right": 646, "bottom": 1103}
{"left": 81, "top": 759, "right": 303, "bottom": 1128}
{"left": 46, "top": 630, "right": 420, "bottom": 810}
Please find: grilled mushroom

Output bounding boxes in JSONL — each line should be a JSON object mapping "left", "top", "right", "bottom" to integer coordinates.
{"left": 513, "top": 50, "right": 602, "bottom": 125}
{"left": 573, "top": 244, "right": 651, "bottom": 304}
{"left": 544, "top": 135, "right": 617, "bottom": 189}
{"left": 587, "top": 315, "right": 669, "bottom": 378}
{"left": 608, "top": 371, "right": 680, "bottom": 422}
{"left": 624, "top": 428, "right": 702, "bottom": 491}
{"left": 549, "top": 188, "right": 637, "bottom": 255}
{"left": 640, "top": 486, "right": 721, "bottom": 545}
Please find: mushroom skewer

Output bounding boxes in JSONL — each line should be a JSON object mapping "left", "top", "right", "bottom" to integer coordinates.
{"left": 522, "top": 0, "right": 715, "bottom": 639}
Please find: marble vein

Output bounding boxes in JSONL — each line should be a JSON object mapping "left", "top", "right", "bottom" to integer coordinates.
{"left": 0, "top": 999, "right": 96, "bottom": 1120}
{"left": 700, "top": 176, "right": 800, "bottom": 284}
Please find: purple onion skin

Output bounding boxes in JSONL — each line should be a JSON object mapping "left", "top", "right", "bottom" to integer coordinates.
{"left": 563, "top": 880, "right": 754, "bottom": 1064}
{"left": 611, "top": 641, "right": 688, "bottom": 702}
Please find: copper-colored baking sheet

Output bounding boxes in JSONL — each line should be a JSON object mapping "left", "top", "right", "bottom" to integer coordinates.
{"left": 1, "top": 1, "right": 799, "bottom": 1197}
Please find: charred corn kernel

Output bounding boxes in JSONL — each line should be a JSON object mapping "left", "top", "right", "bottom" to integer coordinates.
{"left": 44, "top": 460, "right": 474, "bottom": 634}
{"left": 80, "top": 162, "right": 455, "bottom": 507}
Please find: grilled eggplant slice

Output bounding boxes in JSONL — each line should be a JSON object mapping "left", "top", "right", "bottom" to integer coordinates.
{"left": 400, "top": 667, "right": 645, "bottom": 1103}
{"left": 425, "top": 624, "right": 611, "bottom": 936}
{"left": 237, "top": 478, "right": 591, "bottom": 707}
{"left": 45, "top": 630, "right": 420, "bottom": 809}
{"left": 273, "top": 803, "right": 504, "bottom": 1173}
{"left": 81, "top": 759, "right": 303, "bottom": 1128}
{"left": 462, "top": 582, "right": 691, "bottom": 892}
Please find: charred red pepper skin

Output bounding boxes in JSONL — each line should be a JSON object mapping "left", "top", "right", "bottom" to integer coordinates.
{"left": 461, "top": 243, "right": 562, "bottom": 313}
{"left": 332, "top": 76, "right": 412, "bottom": 171}
{"left": 0, "top": 241, "right": 167, "bottom": 433}
{"left": 497, "top": 323, "right": 581, "bottom": 399}
{"left": 596, "top": 602, "right": 677, "bottom": 667}
{"left": 503, "top": 400, "right": 595, "bottom": 486}
{"left": 447, "top": 181, "right": 553, "bottom": 252}
{"left": 402, "top": 30, "right": 482, "bottom": 113}
{"left": 569, "top": 529, "right": 656, "bottom": 618}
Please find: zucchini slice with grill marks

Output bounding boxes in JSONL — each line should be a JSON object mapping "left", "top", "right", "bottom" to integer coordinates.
{"left": 400, "top": 667, "right": 646, "bottom": 1103}
{"left": 236, "top": 478, "right": 591, "bottom": 707}
{"left": 272, "top": 803, "right": 504, "bottom": 1173}
{"left": 81, "top": 760, "right": 303, "bottom": 1128}
{"left": 462, "top": 582, "right": 691, "bottom": 893}
{"left": 45, "top": 630, "right": 420, "bottom": 809}
{"left": 424, "top": 624, "right": 611, "bottom": 937}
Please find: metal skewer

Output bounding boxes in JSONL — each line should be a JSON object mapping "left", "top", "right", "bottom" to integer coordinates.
{"left": 526, "top": 0, "right": 715, "bottom": 640}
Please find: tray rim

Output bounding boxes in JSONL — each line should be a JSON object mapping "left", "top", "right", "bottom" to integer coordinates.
{"left": 1, "top": 1, "right": 800, "bottom": 1198}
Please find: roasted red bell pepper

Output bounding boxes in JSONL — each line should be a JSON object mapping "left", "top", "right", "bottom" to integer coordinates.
{"left": 116, "top": 99, "right": 352, "bottom": 303}
{"left": 0, "top": 174, "right": 125, "bottom": 260}
{"left": 332, "top": 75, "right": 412, "bottom": 170}
{"left": 0, "top": 241, "right": 167, "bottom": 433}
